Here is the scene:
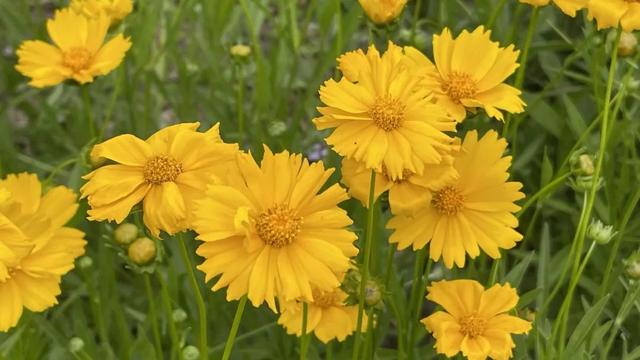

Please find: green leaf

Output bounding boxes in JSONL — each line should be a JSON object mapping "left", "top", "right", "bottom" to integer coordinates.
{"left": 565, "top": 295, "right": 610, "bottom": 357}
{"left": 503, "top": 252, "right": 535, "bottom": 289}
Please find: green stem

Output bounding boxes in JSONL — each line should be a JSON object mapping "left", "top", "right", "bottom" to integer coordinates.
{"left": 221, "top": 296, "right": 248, "bottom": 360}
{"left": 144, "top": 274, "right": 163, "bottom": 358}
{"left": 384, "top": 245, "right": 396, "bottom": 288}
{"left": 235, "top": 63, "right": 245, "bottom": 143}
{"left": 300, "top": 302, "right": 309, "bottom": 360}
{"left": 326, "top": 341, "right": 333, "bottom": 360}
{"left": 409, "top": 258, "right": 432, "bottom": 357}
{"left": 517, "top": 172, "right": 571, "bottom": 217}
{"left": 157, "top": 271, "right": 182, "bottom": 360}
{"left": 81, "top": 86, "right": 96, "bottom": 140}
{"left": 488, "top": 258, "right": 500, "bottom": 285}
{"left": 407, "top": 247, "right": 428, "bottom": 360}
{"left": 81, "top": 266, "right": 108, "bottom": 348}
{"left": 486, "top": 0, "right": 508, "bottom": 29}
{"left": 177, "top": 235, "right": 208, "bottom": 360}
{"left": 353, "top": 170, "right": 377, "bottom": 360}
{"left": 410, "top": 0, "right": 422, "bottom": 44}
{"left": 601, "top": 281, "right": 640, "bottom": 358}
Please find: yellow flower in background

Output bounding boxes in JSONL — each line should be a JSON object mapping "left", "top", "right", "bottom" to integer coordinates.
{"left": 519, "top": 0, "right": 586, "bottom": 16}
{"left": 406, "top": 27, "right": 525, "bottom": 122}
{"left": 192, "top": 148, "right": 359, "bottom": 311}
{"left": 278, "top": 287, "right": 366, "bottom": 343}
{"left": 70, "top": 0, "right": 133, "bottom": 24}
{"left": 387, "top": 131, "right": 525, "bottom": 268}
{"left": 81, "top": 122, "right": 238, "bottom": 237}
{"left": 422, "top": 280, "right": 531, "bottom": 359}
{"left": 358, "top": 0, "right": 408, "bottom": 25}
{"left": 340, "top": 149, "right": 458, "bottom": 215}
{"left": 586, "top": 0, "right": 640, "bottom": 32}
{"left": 15, "top": 8, "right": 131, "bottom": 88}
{"left": 314, "top": 42, "right": 457, "bottom": 182}
{"left": 0, "top": 173, "right": 86, "bottom": 332}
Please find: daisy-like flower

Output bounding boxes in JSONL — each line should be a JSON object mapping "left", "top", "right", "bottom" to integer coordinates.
{"left": 340, "top": 150, "right": 458, "bottom": 215}
{"left": 519, "top": 0, "right": 586, "bottom": 16}
{"left": 192, "top": 148, "right": 359, "bottom": 311}
{"left": 586, "top": 0, "right": 640, "bottom": 31}
{"left": 70, "top": 0, "right": 133, "bottom": 24}
{"left": 81, "top": 122, "right": 238, "bottom": 237}
{"left": 387, "top": 130, "right": 525, "bottom": 268}
{"left": 0, "top": 173, "right": 86, "bottom": 332}
{"left": 422, "top": 280, "right": 531, "bottom": 360}
{"left": 405, "top": 27, "right": 525, "bottom": 122}
{"left": 15, "top": 8, "right": 131, "bottom": 88}
{"left": 278, "top": 287, "right": 366, "bottom": 343}
{"left": 313, "top": 42, "right": 457, "bottom": 182}
{"left": 357, "top": 0, "right": 408, "bottom": 25}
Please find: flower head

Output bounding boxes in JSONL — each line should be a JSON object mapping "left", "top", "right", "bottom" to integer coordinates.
{"left": 314, "top": 42, "right": 456, "bottom": 181}
{"left": 70, "top": 0, "right": 133, "bottom": 24}
{"left": 586, "top": 0, "right": 640, "bottom": 32}
{"left": 0, "top": 173, "right": 86, "bottom": 332}
{"left": 192, "top": 148, "right": 358, "bottom": 311}
{"left": 15, "top": 8, "right": 131, "bottom": 88}
{"left": 81, "top": 122, "right": 238, "bottom": 237}
{"left": 422, "top": 280, "right": 531, "bottom": 359}
{"left": 357, "top": 0, "right": 407, "bottom": 25}
{"left": 278, "top": 287, "right": 367, "bottom": 343}
{"left": 387, "top": 131, "right": 525, "bottom": 268}
{"left": 406, "top": 27, "right": 525, "bottom": 122}
{"left": 519, "top": 0, "right": 586, "bottom": 16}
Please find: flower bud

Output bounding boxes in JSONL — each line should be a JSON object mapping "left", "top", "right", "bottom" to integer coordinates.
{"left": 230, "top": 44, "right": 251, "bottom": 59}
{"left": 267, "top": 121, "right": 287, "bottom": 137}
{"left": 114, "top": 223, "right": 138, "bottom": 245}
{"left": 587, "top": 219, "right": 616, "bottom": 245}
{"left": 624, "top": 252, "right": 640, "bottom": 280}
{"left": 341, "top": 268, "right": 362, "bottom": 296}
{"left": 69, "top": 337, "right": 85, "bottom": 353}
{"left": 127, "top": 237, "right": 157, "bottom": 265}
{"left": 618, "top": 32, "right": 637, "bottom": 57}
{"left": 364, "top": 279, "right": 382, "bottom": 307}
{"left": 358, "top": 0, "right": 407, "bottom": 25}
{"left": 182, "top": 345, "right": 200, "bottom": 360}
{"left": 570, "top": 151, "right": 595, "bottom": 177}
{"left": 77, "top": 256, "right": 93, "bottom": 269}
{"left": 172, "top": 308, "right": 188, "bottom": 323}
{"left": 568, "top": 175, "right": 603, "bottom": 193}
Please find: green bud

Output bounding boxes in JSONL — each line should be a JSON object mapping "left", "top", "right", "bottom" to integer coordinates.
{"left": 624, "top": 252, "right": 640, "bottom": 280}
{"left": 77, "top": 256, "right": 93, "bottom": 269}
{"left": 618, "top": 32, "right": 637, "bottom": 57}
{"left": 364, "top": 279, "right": 382, "bottom": 307}
{"left": 172, "top": 308, "right": 188, "bottom": 323}
{"left": 68, "top": 337, "right": 85, "bottom": 353}
{"left": 570, "top": 150, "right": 595, "bottom": 177}
{"left": 341, "top": 268, "right": 362, "bottom": 296}
{"left": 114, "top": 223, "right": 138, "bottom": 245}
{"left": 267, "top": 121, "right": 287, "bottom": 137}
{"left": 587, "top": 219, "right": 616, "bottom": 245}
{"left": 127, "top": 237, "right": 157, "bottom": 265}
{"left": 182, "top": 345, "right": 200, "bottom": 360}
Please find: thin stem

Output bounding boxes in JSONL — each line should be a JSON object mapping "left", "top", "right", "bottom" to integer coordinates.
{"left": 235, "top": 63, "right": 245, "bottom": 143}
{"left": 384, "top": 245, "right": 396, "bottom": 288}
{"left": 300, "top": 302, "right": 309, "bottom": 360}
{"left": 221, "top": 296, "right": 248, "bottom": 360}
{"left": 157, "top": 271, "right": 182, "bottom": 360}
{"left": 407, "top": 247, "right": 428, "bottom": 360}
{"left": 177, "top": 235, "right": 208, "bottom": 360}
{"left": 601, "top": 281, "right": 640, "bottom": 358}
{"left": 80, "top": 266, "right": 109, "bottom": 348}
{"left": 410, "top": 0, "right": 422, "bottom": 44}
{"left": 517, "top": 172, "right": 571, "bottom": 217}
{"left": 486, "top": 0, "right": 508, "bottom": 29}
{"left": 326, "top": 341, "right": 333, "bottom": 360}
{"left": 488, "top": 259, "right": 500, "bottom": 285}
{"left": 409, "top": 257, "right": 432, "bottom": 357}
{"left": 352, "top": 170, "right": 377, "bottom": 360}
{"left": 81, "top": 86, "right": 96, "bottom": 140}
{"left": 144, "top": 274, "right": 163, "bottom": 358}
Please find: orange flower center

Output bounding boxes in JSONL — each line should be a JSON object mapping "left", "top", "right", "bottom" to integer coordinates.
{"left": 459, "top": 315, "right": 487, "bottom": 338}
{"left": 432, "top": 186, "right": 464, "bottom": 215}
{"left": 311, "top": 288, "right": 341, "bottom": 308}
{"left": 370, "top": 95, "right": 405, "bottom": 131}
{"left": 255, "top": 204, "right": 303, "bottom": 248}
{"left": 63, "top": 47, "right": 93, "bottom": 72}
{"left": 443, "top": 72, "right": 477, "bottom": 103}
{"left": 143, "top": 156, "right": 183, "bottom": 184}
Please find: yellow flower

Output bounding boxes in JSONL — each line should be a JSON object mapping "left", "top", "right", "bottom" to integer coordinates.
{"left": 340, "top": 149, "right": 458, "bottom": 214}
{"left": 15, "top": 8, "right": 131, "bottom": 88}
{"left": 314, "top": 42, "right": 456, "bottom": 182}
{"left": 0, "top": 173, "right": 86, "bottom": 332}
{"left": 357, "top": 0, "right": 407, "bottom": 25}
{"left": 70, "top": 0, "right": 133, "bottom": 24}
{"left": 387, "top": 131, "right": 525, "bottom": 268}
{"left": 422, "top": 280, "right": 531, "bottom": 360}
{"left": 586, "top": 0, "right": 640, "bottom": 32}
{"left": 519, "top": 0, "right": 586, "bottom": 16}
{"left": 81, "top": 122, "right": 238, "bottom": 237}
{"left": 278, "top": 287, "right": 366, "bottom": 343}
{"left": 192, "top": 148, "right": 359, "bottom": 311}
{"left": 405, "top": 27, "right": 525, "bottom": 122}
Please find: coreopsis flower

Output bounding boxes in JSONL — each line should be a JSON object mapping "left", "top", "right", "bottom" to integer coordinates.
{"left": 0, "top": 173, "right": 86, "bottom": 332}
{"left": 518, "top": 0, "right": 586, "bottom": 16}
{"left": 405, "top": 27, "right": 525, "bottom": 122}
{"left": 357, "top": 0, "right": 407, "bottom": 25}
{"left": 422, "top": 280, "right": 531, "bottom": 359}
{"left": 192, "top": 148, "right": 359, "bottom": 311}
{"left": 81, "top": 122, "right": 238, "bottom": 237}
{"left": 586, "top": 0, "right": 640, "bottom": 31}
{"left": 15, "top": 8, "right": 131, "bottom": 88}
{"left": 340, "top": 149, "right": 458, "bottom": 214}
{"left": 314, "top": 42, "right": 456, "bottom": 182}
{"left": 387, "top": 130, "right": 525, "bottom": 268}
{"left": 70, "top": 0, "right": 133, "bottom": 24}
{"left": 278, "top": 287, "right": 366, "bottom": 343}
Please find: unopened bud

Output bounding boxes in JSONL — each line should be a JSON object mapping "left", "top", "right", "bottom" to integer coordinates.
{"left": 624, "top": 252, "right": 640, "bottom": 280}
{"left": 341, "top": 269, "right": 362, "bottom": 296}
{"left": 172, "top": 309, "right": 188, "bottom": 323}
{"left": 364, "top": 280, "right": 382, "bottom": 307}
{"left": 570, "top": 151, "right": 595, "bottom": 177}
{"left": 230, "top": 44, "right": 251, "bottom": 59}
{"left": 69, "top": 337, "right": 85, "bottom": 353}
{"left": 618, "top": 32, "right": 637, "bottom": 57}
{"left": 182, "top": 345, "right": 200, "bottom": 360}
{"left": 267, "top": 121, "right": 287, "bottom": 137}
{"left": 77, "top": 256, "right": 93, "bottom": 269}
{"left": 587, "top": 219, "right": 616, "bottom": 245}
{"left": 114, "top": 223, "right": 138, "bottom": 245}
{"left": 128, "top": 237, "right": 157, "bottom": 265}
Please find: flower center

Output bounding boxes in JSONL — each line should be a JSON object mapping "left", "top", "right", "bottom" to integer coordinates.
{"left": 143, "top": 156, "right": 183, "bottom": 184}
{"left": 311, "top": 288, "right": 340, "bottom": 308}
{"left": 443, "top": 72, "right": 477, "bottom": 102}
{"left": 459, "top": 315, "right": 487, "bottom": 338}
{"left": 255, "top": 204, "right": 303, "bottom": 248}
{"left": 432, "top": 186, "right": 465, "bottom": 215}
{"left": 62, "top": 47, "right": 93, "bottom": 72}
{"left": 370, "top": 95, "right": 405, "bottom": 132}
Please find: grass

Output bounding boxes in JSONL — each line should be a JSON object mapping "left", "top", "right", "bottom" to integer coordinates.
{"left": 2, "top": 0, "right": 640, "bottom": 359}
